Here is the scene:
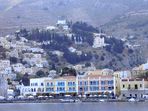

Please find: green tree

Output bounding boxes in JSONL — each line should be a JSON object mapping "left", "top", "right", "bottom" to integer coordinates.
{"left": 22, "top": 73, "right": 30, "bottom": 86}
{"left": 36, "top": 70, "right": 46, "bottom": 78}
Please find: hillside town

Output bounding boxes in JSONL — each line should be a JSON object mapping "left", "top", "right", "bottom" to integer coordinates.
{"left": 0, "top": 19, "right": 147, "bottom": 102}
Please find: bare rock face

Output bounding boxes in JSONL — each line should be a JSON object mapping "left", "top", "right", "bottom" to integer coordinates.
{"left": 0, "top": 0, "right": 148, "bottom": 32}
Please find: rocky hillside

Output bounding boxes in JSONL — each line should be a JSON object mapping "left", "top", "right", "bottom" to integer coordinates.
{"left": 17, "top": 22, "right": 144, "bottom": 71}
{"left": 0, "top": 0, "right": 148, "bottom": 35}
{"left": 101, "top": 10, "right": 148, "bottom": 60}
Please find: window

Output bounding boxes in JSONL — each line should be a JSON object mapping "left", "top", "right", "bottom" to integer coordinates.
{"left": 95, "top": 87, "right": 99, "bottom": 91}
{"left": 140, "top": 84, "right": 142, "bottom": 88}
{"left": 69, "top": 87, "right": 72, "bottom": 91}
{"left": 68, "top": 82, "right": 72, "bottom": 86}
{"left": 101, "top": 87, "right": 105, "bottom": 90}
{"left": 97, "top": 81, "right": 99, "bottom": 85}
{"left": 141, "top": 94, "right": 143, "bottom": 98}
{"left": 73, "top": 87, "right": 76, "bottom": 91}
{"left": 90, "top": 87, "right": 93, "bottom": 91}
{"left": 101, "top": 81, "right": 105, "bottom": 85}
{"left": 108, "top": 87, "right": 112, "bottom": 90}
{"left": 38, "top": 88, "right": 41, "bottom": 92}
{"left": 47, "top": 83, "right": 49, "bottom": 86}
{"left": 108, "top": 80, "right": 113, "bottom": 85}
{"left": 123, "top": 94, "right": 125, "bottom": 97}
{"left": 68, "top": 82, "right": 75, "bottom": 86}
{"left": 35, "top": 83, "right": 38, "bottom": 86}
{"left": 41, "top": 83, "right": 44, "bottom": 86}
{"left": 46, "top": 88, "right": 50, "bottom": 92}
{"left": 79, "top": 81, "right": 83, "bottom": 85}
{"left": 84, "top": 81, "right": 88, "bottom": 85}
{"left": 42, "top": 88, "right": 44, "bottom": 92}
{"left": 135, "top": 84, "right": 138, "bottom": 89}
{"left": 79, "top": 87, "right": 83, "bottom": 91}
{"left": 84, "top": 87, "right": 88, "bottom": 91}
{"left": 58, "top": 82, "right": 65, "bottom": 86}
{"left": 93, "top": 81, "right": 96, "bottom": 85}
{"left": 90, "top": 81, "right": 93, "bottom": 85}
{"left": 69, "top": 87, "right": 73, "bottom": 91}
{"left": 123, "top": 84, "right": 125, "bottom": 88}
{"left": 90, "top": 81, "right": 99, "bottom": 85}
{"left": 57, "top": 87, "right": 65, "bottom": 92}
{"left": 62, "top": 87, "right": 65, "bottom": 91}
{"left": 128, "top": 85, "right": 131, "bottom": 89}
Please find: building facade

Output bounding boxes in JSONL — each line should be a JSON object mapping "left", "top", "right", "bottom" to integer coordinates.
{"left": 93, "top": 33, "right": 106, "bottom": 48}
{"left": 19, "top": 73, "right": 120, "bottom": 97}
{"left": 120, "top": 78, "right": 148, "bottom": 99}
{"left": 77, "top": 74, "right": 119, "bottom": 96}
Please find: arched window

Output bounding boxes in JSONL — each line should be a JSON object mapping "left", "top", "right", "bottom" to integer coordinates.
{"left": 34, "top": 88, "right": 36, "bottom": 92}
{"left": 38, "top": 88, "right": 41, "bottom": 92}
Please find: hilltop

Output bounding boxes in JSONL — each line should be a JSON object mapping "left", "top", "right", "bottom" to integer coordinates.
{"left": 101, "top": 10, "right": 148, "bottom": 59}
{"left": 0, "top": 0, "right": 148, "bottom": 35}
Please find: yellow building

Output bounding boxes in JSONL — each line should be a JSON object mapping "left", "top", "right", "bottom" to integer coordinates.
{"left": 120, "top": 78, "right": 148, "bottom": 99}
{"left": 44, "top": 76, "right": 77, "bottom": 95}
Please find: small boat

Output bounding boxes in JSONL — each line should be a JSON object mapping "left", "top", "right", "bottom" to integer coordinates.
{"left": 18, "top": 95, "right": 24, "bottom": 99}
{"left": 38, "top": 96, "right": 44, "bottom": 99}
{"left": 99, "top": 99, "right": 105, "bottom": 102}
{"left": 7, "top": 96, "right": 14, "bottom": 100}
{"left": 64, "top": 95, "right": 72, "bottom": 98}
{"left": 78, "top": 95, "right": 82, "bottom": 98}
{"left": 60, "top": 98, "right": 74, "bottom": 103}
{"left": 93, "top": 95, "right": 98, "bottom": 97}
{"left": 49, "top": 95, "right": 54, "bottom": 98}
{"left": 27, "top": 95, "right": 34, "bottom": 99}
{"left": 74, "top": 99, "right": 82, "bottom": 103}
{"left": 128, "top": 98, "right": 136, "bottom": 102}
{"left": 82, "top": 95, "right": 86, "bottom": 98}
{"left": 0, "top": 96, "right": 5, "bottom": 100}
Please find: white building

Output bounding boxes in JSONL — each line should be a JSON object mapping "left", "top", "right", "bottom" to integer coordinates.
{"left": 68, "top": 47, "right": 77, "bottom": 53}
{"left": 114, "top": 71, "right": 132, "bottom": 79}
{"left": 26, "top": 48, "right": 44, "bottom": 53}
{"left": 52, "top": 50, "right": 64, "bottom": 57}
{"left": 46, "top": 26, "right": 57, "bottom": 31}
{"left": 7, "top": 49, "right": 19, "bottom": 58}
{"left": 7, "top": 89, "right": 14, "bottom": 96}
{"left": 57, "top": 20, "right": 67, "bottom": 25}
{"left": 0, "top": 60, "right": 12, "bottom": 74}
{"left": 19, "top": 78, "right": 52, "bottom": 96}
{"left": 0, "top": 37, "right": 11, "bottom": 49}
{"left": 142, "top": 62, "right": 148, "bottom": 70}
{"left": 93, "top": 33, "right": 106, "bottom": 48}
{"left": 12, "top": 63, "right": 25, "bottom": 73}
{"left": 1, "top": 67, "right": 12, "bottom": 74}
